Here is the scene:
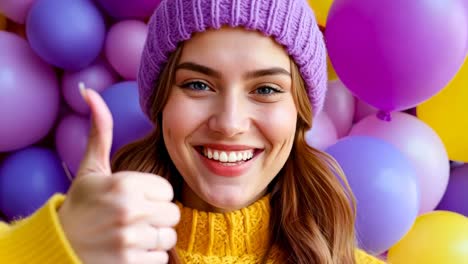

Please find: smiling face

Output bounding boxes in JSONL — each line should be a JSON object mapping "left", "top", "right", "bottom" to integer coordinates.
{"left": 162, "top": 27, "right": 298, "bottom": 212}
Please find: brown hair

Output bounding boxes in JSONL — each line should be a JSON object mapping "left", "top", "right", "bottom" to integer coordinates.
{"left": 111, "top": 44, "right": 357, "bottom": 264}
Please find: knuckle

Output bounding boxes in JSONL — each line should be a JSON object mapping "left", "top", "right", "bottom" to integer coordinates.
{"left": 110, "top": 175, "right": 133, "bottom": 195}
{"left": 116, "top": 250, "right": 136, "bottom": 264}
{"left": 111, "top": 200, "right": 134, "bottom": 226}
{"left": 113, "top": 229, "right": 132, "bottom": 250}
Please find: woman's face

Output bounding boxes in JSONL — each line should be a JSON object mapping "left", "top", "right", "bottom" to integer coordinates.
{"left": 162, "top": 27, "right": 297, "bottom": 212}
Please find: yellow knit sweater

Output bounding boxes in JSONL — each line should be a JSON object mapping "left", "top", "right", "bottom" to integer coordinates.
{"left": 0, "top": 194, "right": 386, "bottom": 263}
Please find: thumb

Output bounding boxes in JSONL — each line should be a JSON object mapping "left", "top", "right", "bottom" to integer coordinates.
{"left": 76, "top": 82, "right": 113, "bottom": 178}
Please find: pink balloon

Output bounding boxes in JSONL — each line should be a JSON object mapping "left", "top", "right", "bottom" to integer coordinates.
{"left": 55, "top": 114, "right": 89, "bottom": 176}
{"left": 0, "top": 0, "right": 35, "bottom": 24}
{"left": 323, "top": 80, "right": 355, "bottom": 137}
{"left": 354, "top": 98, "right": 378, "bottom": 123}
{"left": 105, "top": 20, "right": 148, "bottom": 80}
{"left": 349, "top": 112, "right": 449, "bottom": 214}
{"left": 62, "top": 58, "right": 119, "bottom": 115}
{"left": 305, "top": 113, "right": 338, "bottom": 151}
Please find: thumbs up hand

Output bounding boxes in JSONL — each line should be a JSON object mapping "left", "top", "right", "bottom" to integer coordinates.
{"left": 58, "top": 83, "right": 180, "bottom": 264}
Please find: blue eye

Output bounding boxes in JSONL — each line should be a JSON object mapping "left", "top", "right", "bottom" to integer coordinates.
{"left": 181, "top": 81, "right": 210, "bottom": 91}
{"left": 255, "top": 86, "right": 283, "bottom": 95}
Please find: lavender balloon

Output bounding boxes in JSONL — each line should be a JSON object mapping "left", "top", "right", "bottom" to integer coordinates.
{"left": 437, "top": 165, "right": 468, "bottom": 217}
{"left": 106, "top": 20, "right": 148, "bottom": 80}
{"left": 62, "top": 59, "right": 119, "bottom": 115}
{"left": 0, "top": 32, "right": 59, "bottom": 152}
{"left": 326, "top": 136, "right": 420, "bottom": 254}
{"left": 94, "top": 0, "right": 161, "bottom": 19}
{"left": 323, "top": 80, "right": 355, "bottom": 137}
{"left": 101, "top": 81, "right": 154, "bottom": 156}
{"left": 326, "top": 0, "right": 467, "bottom": 113}
{"left": 305, "top": 112, "right": 338, "bottom": 151}
{"left": 350, "top": 112, "right": 449, "bottom": 214}
{"left": 0, "top": 0, "right": 35, "bottom": 24}
{"left": 0, "top": 147, "right": 70, "bottom": 220}
{"left": 26, "top": 0, "right": 106, "bottom": 70}
{"left": 55, "top": 114, "right": 90, "bottom": 177}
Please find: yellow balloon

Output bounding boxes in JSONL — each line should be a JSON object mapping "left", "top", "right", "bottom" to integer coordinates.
{"left": 327, "top": 56, "right": 338, "bottom": 80}
{"left": 417, "top": 57, "right": 468, "bottom": 162}
{"left": 307, "top": 0, "right": 333, "bottom": 27}
{"left": 388, "top": 211, "right": 468, "bottom": 264}
{"left": 0, "top": 14, "right": 7, "bottom": 31}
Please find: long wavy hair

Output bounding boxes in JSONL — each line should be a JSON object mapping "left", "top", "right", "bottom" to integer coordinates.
{"left": 111, "top": 43, "right": 357, "bottom": 263}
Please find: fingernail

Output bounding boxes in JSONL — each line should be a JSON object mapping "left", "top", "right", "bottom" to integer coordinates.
{"left": 78, "top": 82, "right": 87, "bottom": 100}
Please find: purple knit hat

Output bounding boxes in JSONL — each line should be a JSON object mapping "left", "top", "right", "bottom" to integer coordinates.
{"left": 138, "top": 0, "right": 327, "bottom": 117}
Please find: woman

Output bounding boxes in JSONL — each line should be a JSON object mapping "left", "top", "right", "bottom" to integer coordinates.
{"left": 0, "top": 0, "right": 385, "bottom": 263}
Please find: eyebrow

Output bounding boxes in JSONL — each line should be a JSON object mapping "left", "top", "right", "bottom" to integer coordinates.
{"left": 175, "top": 62, "right": 291, "bottom": 79}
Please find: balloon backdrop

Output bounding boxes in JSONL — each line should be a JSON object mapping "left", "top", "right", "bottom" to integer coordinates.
{"left": 388, "top": 211, "right": 468, "bottom": 264}
{"left": 326, "top": 136, "right": 420, "bottom": 254}
{"left": 0, "top": 31, "right": 59, "bottom": 152}
{"left": 105, "top": 20, "right": 148, "bottom": 80}
{"left": 101, "top": 81, "right": 154, "bottom": 156}
{"left": 94, "top": 0, "right": 162, "bottom": 20}
{"left": 26, "top": 0, "right": 106, "bottom": 70}
{"left": 307, "top": 0, "right": 333, "bottom": 27}
{"left": 354, "top": 98, "right": 378, "bottom": 123}
{"left": 350, "top": 112, "right": 449, "bottom": 214}
{"left": 62, "top": 58, "right": 119, "bottom": 115}
{"left": 0, "top": 0, "right": 35, "bottom": 24}
{"left": 417, "top": 58, "right": 468, "bottom": 162}
{"left": 436, "top": 165, "right": 468, "bottom": 217}
{"left": 327, "top": 56, "right": 337, "bottom": 80}
{"left": 0, "top": 13, "right": 6, "bottom": 30}
{"left": 55, "top": 114, "right": 90, "bottom": 177}
{"left": 326, "top": 0, "right": 468, "bottom": 114}
{"left": 0, "top": 147, "right": 70, "bottom": 220}
{"left": 305, "top": 112, "right": 338, "bottom": 151}
{"left": 323, "top": 80, "right": 355, "bottom": 137}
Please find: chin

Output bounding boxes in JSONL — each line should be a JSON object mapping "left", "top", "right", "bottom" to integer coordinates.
{"left": 203, "top": 189, "right": 253, "bottom": 212}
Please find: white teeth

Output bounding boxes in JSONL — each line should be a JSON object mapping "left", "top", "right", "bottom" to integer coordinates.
{"left": 201, "top": 147, "right": 255, "bottom": 163}
{"left": 219, "top": 152, "right": 228, "bottom": 162}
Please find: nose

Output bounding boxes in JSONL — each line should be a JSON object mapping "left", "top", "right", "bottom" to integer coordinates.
{"left": 208, "top": 94, "right": 250, "bottom": 137}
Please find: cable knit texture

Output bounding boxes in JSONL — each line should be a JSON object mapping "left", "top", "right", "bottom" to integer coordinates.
{"left": 138, "top": 0, "right": 327, "bottom": 117}
{"left": 175, "top": 195, "right": 387, "bottom": 263}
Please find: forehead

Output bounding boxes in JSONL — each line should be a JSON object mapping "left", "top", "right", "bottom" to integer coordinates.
{"left": 179, "top": 27, "right": 291, "bottom": 72}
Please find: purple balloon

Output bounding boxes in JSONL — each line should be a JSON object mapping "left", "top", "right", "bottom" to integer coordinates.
{"left": 437, "top": 165, "right": 468, "bottom": 217}
{"left": 326, "top": 136, "right": 420, "bottom": 254}
{"left": 0, "top": 31, "right": 59, "bottom": 152}
{"left": 62, "top": 58, "right": 119, "bottom": 115}
{"left": 0, "top": 0, "right": 35, "bottom": 24}
{"left": 0, "top": 147, "right": 70, "bottom": 220}
{"left": 323, "top": 80, "right": 355, "bottom": 137}
{"left": 55, "top": 114, "right": 89, "bottom": 176}
{"left": 305, "top": 112, "right": 338, "bottom": 151}
{"left": 94, "top": 0, "right": 161, "bottom": 19}
{"left": 26, "top": 0, "right": 106, "bottom": 70}
{"left": 101, "top": 81, "right": 154, "bottom": 156}
{"left": 326, "top": 0, "right": 467, "bottom": 112}
{"left": 350, "top": 112, "right": 449, "bottom": 214}
{"left": 105, "top": 20, "right": 148, "bottom": 80}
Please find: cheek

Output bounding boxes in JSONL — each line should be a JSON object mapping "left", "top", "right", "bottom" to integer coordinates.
{"left": 256, "top": 102, "right": 297, "bottom": 145}
{"left": 162, "top": 91, "right": 208, "bottom": 143}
